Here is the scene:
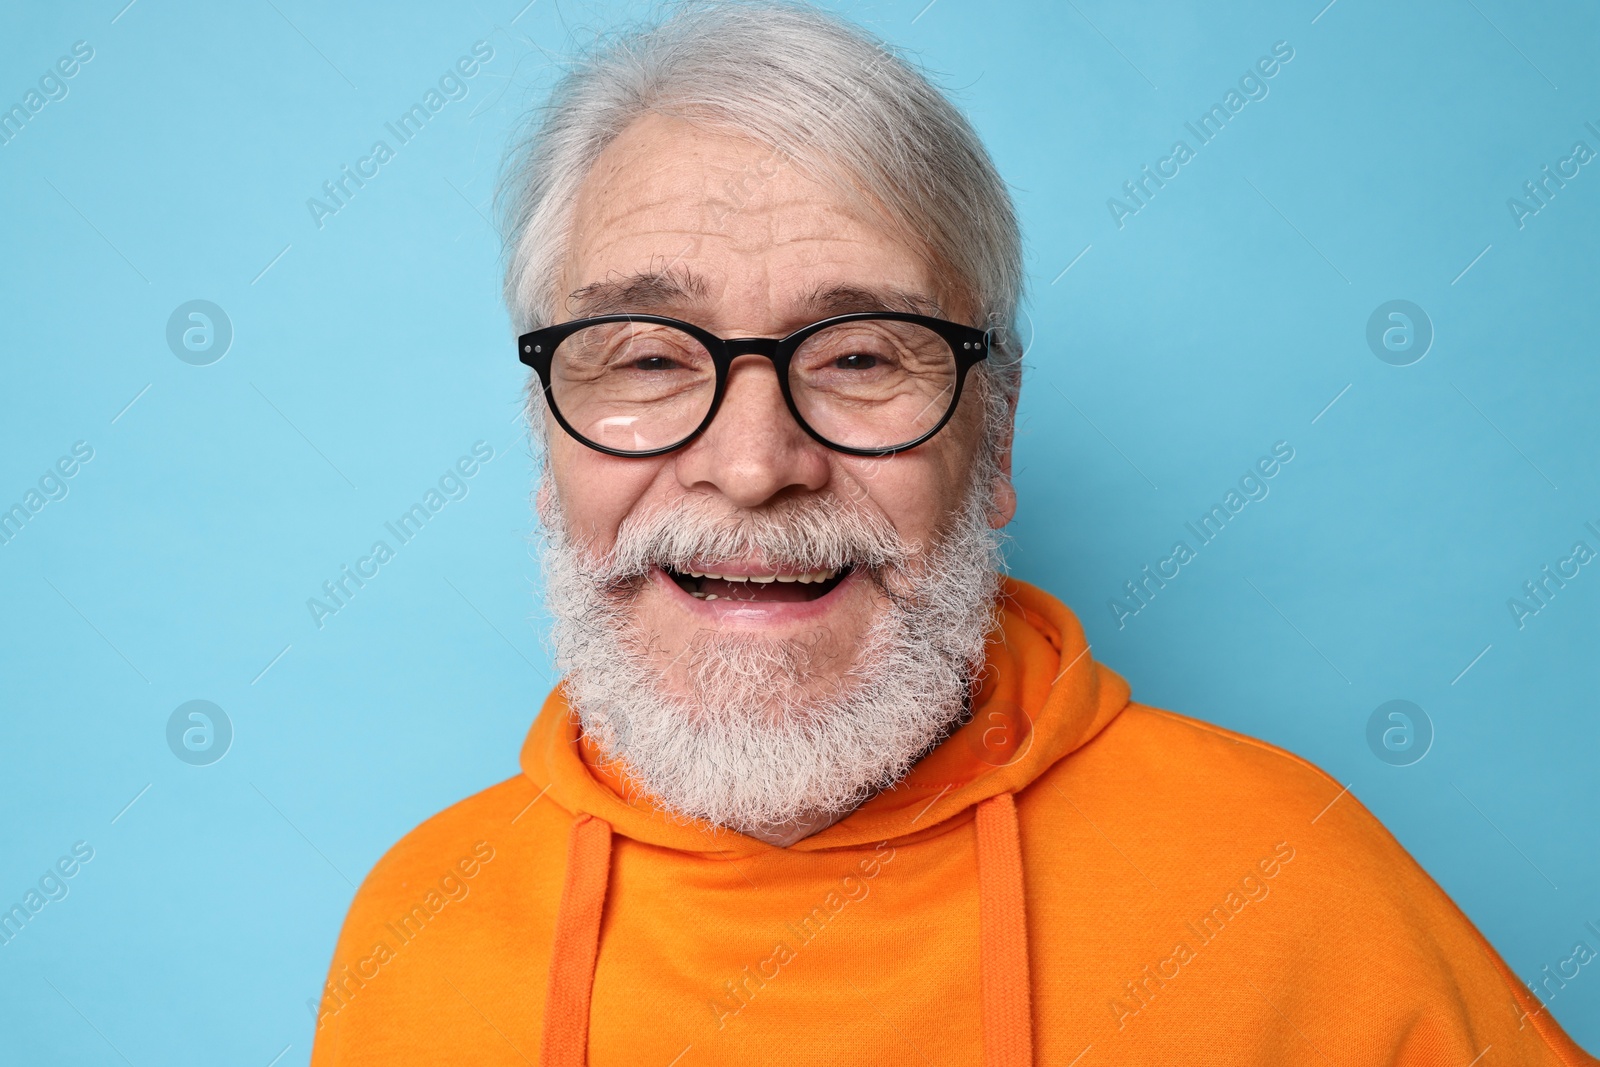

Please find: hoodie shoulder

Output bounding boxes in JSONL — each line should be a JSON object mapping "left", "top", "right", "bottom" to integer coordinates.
{"left": 1091, "top": 702, "right": 1347, "bottom": 808}
{"left": 1034, "top": 699, "right": 1466, "bottom": 921}
{"left": 333, "top": 770, "right": 573, "bottom": 941}
{"left": 353, "top": 773, "right": 541, "bottom": 902}
{"left": 1023, "top": 702, "right": 1593, "bottom": 1065}
{"left": 311, "top": 773, "right": 570, "bottom": 1065}
{"left": 1025, "top": 700, "right": 1386, "bottom": 887}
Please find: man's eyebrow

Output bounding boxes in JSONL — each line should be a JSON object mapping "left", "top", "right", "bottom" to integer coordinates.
{"left": 798, "top": 283, "right": 946, "bottom": 320}
{"left": 567, "top": 268, "right": 709, "bottom": 317}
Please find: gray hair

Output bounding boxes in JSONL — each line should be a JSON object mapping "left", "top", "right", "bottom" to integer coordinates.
{"left": 497, "top": 0, "right": 1023, "bottom": 458}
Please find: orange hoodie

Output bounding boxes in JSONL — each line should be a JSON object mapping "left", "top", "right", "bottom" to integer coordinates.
{"left": 311, "top": 577, "right": 1596, "bottom": 1066}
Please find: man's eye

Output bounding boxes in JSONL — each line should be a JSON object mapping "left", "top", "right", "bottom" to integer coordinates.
{"left": 628, "top": 355, "right": 681, "bottom": 371}
{"left": 835, "top": 353, "right": 880, "bottom": 371}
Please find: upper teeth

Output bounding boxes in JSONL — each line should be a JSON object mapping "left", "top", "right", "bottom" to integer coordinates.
{"left": 686, "top": 568, "right": 841, "bottom": 584}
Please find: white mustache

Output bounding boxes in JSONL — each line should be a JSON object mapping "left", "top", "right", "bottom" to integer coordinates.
{"left": 579, "top": 494, "right": 914, "bottom": 584}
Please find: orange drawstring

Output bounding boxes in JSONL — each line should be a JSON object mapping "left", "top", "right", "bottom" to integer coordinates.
{"left": 976, "top": 794, "right": 1033, "bottom": 1067}
{"left": 539, "top": 814, "right": 613, "bottom": 1067}
{"left": 541, "top": 803, "right": 1029, "bottom": 1066}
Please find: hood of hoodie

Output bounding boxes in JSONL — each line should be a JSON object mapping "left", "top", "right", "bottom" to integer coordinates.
{"left": 519, "top": 574, "right": 1132, "bottom": 853}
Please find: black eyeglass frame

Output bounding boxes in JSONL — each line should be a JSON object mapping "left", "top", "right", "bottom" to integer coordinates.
{"left": 516, "top": 311, "right": 992, "bottom": 459}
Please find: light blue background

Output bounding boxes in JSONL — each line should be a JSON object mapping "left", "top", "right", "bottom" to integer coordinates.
{"left": 2, "top": 0, "right": 1597, "bottom": 1060}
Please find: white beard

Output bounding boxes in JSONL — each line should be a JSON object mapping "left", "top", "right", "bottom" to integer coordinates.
{"left": 537, "top": 478, "right": 1003, "bottom": 838}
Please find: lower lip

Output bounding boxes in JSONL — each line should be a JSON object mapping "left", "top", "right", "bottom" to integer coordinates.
{"left": 650, "top": 565, "right": 863, "bottom": 624}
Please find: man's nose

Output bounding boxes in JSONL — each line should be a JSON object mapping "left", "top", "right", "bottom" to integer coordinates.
{"left": 673, "top": 354, "right": 830, "bottom": 507}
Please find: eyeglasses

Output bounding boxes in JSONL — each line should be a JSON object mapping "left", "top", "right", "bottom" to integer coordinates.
{"left": 517, "top": 312, "right": 991, "bottom": 458}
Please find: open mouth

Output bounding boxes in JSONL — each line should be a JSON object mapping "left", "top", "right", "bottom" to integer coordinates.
{"left": 663, "top": 564, "right": 855, "bottom": 603}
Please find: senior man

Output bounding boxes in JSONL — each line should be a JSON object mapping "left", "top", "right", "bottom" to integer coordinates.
{"left": 312, "top": 4, "right": 1594, "bottom": 1065}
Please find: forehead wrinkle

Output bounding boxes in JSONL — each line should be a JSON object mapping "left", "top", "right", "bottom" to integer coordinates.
{"left": 569, "top": 273, "right": 948, "bottom": 332}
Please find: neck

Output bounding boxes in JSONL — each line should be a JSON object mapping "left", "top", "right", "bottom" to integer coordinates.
{"left": 741, "top": 804, "right": 859, "bottom": 847}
